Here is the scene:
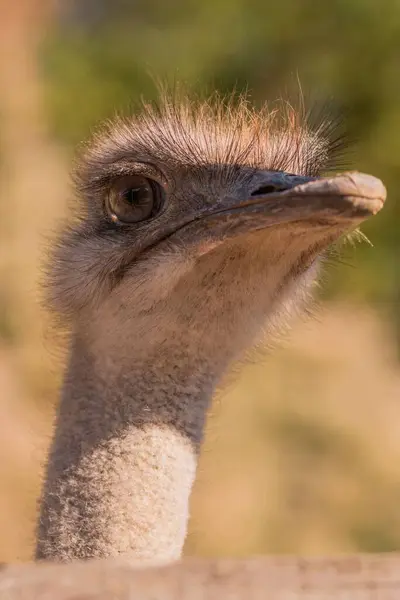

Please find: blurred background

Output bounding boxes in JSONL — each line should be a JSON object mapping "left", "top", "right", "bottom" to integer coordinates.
{"left": 0, "top": 0, "right": 399, "bottom": 562}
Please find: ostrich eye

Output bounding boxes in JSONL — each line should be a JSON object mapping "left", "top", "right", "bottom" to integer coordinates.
{"left": 107, "top": 175, "right": 162, "bottom": 224}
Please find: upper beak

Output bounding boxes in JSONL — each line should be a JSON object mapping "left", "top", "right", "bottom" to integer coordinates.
{"left": 210, "top": 172, "right": 386, "bottom": 228}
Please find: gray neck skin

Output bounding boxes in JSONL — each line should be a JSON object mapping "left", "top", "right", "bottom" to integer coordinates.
{"left": 36, "top": 233, "right": 316, "bottom": 563}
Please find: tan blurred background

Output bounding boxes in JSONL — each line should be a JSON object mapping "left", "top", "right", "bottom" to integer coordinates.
{"left": 0, "top": 0, "right": 399, "bottom": 562}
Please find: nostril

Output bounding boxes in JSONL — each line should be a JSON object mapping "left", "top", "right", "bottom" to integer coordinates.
{"left": 251, "top": 184, "right": 282, "bottom": 196}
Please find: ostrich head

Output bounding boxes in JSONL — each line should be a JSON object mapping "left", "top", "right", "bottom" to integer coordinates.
{"left": 49, "top": 94, "right": 384, "bottom": 375}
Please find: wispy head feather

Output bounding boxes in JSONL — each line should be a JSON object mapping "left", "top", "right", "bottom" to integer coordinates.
{"left": 75, "top": 89, "right": 349, "bottom": 197}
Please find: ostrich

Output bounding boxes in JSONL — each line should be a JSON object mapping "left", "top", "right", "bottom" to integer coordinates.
{"left": 34, "top": 93, "right": 385, "bottom": 564}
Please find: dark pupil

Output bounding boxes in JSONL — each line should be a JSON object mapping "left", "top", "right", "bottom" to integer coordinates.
{"left": 123, "top": 183, "right": 151, "bottom": 207}
{"left": 124, "top": 186, "right": 144, "bottom": 205}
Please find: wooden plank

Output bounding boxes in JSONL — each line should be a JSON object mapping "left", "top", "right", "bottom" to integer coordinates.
{"left": 1, "top": 555, "right": 400, "bottom": 599}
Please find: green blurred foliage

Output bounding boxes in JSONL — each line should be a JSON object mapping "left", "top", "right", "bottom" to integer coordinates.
{"left": 41, "top": 0, "right": 399, "bottom": 312}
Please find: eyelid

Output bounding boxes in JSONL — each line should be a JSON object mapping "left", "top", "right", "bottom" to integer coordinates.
{"left": 120, "top": 161, "right": 168, "bottom": 188}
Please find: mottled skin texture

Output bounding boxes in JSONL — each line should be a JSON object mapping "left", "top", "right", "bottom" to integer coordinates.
{"left": 35, "top": 95, "right": 385, "bottom": 563}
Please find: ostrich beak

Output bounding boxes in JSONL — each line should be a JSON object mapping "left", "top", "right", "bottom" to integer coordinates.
{"left": 170, "top": 171, "right": 386, "bottom": 258}
{"left": 213, "top": 172, "right": 386, "bottom": 228}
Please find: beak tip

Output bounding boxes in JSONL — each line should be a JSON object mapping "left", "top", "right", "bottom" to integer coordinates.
{"left": 293, "top": 171, "right": 387, "bottom": 220}
{"left": 343, "top": 171, "right": 387, "bottom": 202}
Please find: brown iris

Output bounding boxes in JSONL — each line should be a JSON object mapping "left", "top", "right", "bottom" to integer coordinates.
{"left": 107, "top": 175, "right": 162, "bottom": 224}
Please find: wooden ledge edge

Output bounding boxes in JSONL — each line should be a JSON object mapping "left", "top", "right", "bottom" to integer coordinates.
{"left": 1, "top": 554, "right": 400, "bottom": 599}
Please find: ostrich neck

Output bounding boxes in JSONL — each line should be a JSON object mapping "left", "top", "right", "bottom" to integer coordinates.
{"left": 36, "top": 327, "right": 225, "bottom": 563}
{"left": 36, "top": 232, "right": 318, "bottom": 563}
